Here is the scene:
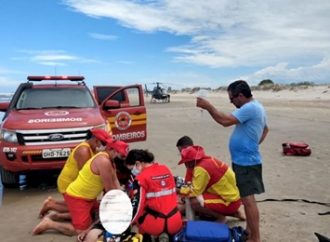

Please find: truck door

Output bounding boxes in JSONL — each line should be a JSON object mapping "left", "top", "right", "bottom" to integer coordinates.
{"left": 93, "top": 85, "right": 147, "bottom": 142}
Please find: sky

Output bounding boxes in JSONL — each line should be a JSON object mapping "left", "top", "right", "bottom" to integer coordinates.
{"left": 0, "top": 0, "right": 330, "bottom": 93}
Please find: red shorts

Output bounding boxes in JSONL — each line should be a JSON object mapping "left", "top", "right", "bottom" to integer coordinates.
{"left": 203, "top": 193, "right": 241, "bottom": 215}
{"left": 64, "top": 193, "right": 98, "bottom": 231}
{"left": 139, "top": 211, "right": 183, "bottom": 236}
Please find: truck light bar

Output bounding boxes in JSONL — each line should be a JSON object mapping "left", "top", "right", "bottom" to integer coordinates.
{"left": 27, "top": 76, "right": 85, "bottom": 81}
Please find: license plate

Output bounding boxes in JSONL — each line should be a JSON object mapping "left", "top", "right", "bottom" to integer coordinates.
{"left": 42, "top": 148, "right": 71, "bottom": 159}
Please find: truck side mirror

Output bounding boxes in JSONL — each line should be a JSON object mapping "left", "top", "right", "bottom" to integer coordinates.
{"left": 104, "top": 100, "right": 120, "bottom": 109}
{"left": 0, "top": 102, "right": 9, "bottom": 112}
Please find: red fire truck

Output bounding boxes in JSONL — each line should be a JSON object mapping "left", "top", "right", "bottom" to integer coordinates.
{"left": 0, "top": 76, "right": 147, "bottom": 186}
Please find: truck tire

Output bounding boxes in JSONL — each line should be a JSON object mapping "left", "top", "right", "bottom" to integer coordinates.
{"left": 0, "top": 167, "right": 18, "bottom": 188}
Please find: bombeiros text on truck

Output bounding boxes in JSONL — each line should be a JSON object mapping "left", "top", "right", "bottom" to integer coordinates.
{"left": 0, "top": 75, "right": 147, "bottom": 187}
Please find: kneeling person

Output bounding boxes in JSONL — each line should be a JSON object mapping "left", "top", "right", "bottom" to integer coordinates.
{"left": 32, "top": 140, "right": 129, "bottom": 236}
{"left": 178, "top": 145, "right": 245, "bottom": 222}
{"left": 126, "top": 149, "right": 183, "bottom": 238}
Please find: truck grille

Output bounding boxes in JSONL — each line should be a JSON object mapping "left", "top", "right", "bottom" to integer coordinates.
{"left": 16, "top": 127, "right": 92, "bottom": 146}
{"left": 22, "top": 155, "right": 67, "bottom": 163}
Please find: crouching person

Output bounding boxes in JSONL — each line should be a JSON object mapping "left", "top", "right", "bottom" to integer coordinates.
{"left": 126, "top": 149, "right": 183, "bottom": 240}
{"left": 178, "top": 145, "right": 245, "bottom": 223}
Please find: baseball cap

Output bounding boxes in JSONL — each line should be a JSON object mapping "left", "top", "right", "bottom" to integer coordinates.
{"left": 90, "top": 129, "right": 111, "bottom": 143}
{"left": 106, "top": 140, "right": 129, "bottom": 157}
{"left": 178, "top": 145, "right": 205, "bottom": 165}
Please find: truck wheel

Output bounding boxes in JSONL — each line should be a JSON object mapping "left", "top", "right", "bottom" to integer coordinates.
{"left": 0, "top": 167, "right": 18, "bottom": 188}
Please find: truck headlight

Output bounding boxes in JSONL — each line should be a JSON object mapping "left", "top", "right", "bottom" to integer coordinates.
{"left": 0, "top": 129, "right": 18, "bottom": 143}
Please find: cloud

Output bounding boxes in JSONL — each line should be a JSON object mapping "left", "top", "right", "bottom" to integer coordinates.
{"left": 13, "top": 49, "right": 99, "bottom": 66}
{"left": 32, "top": 54, "right": 78, "bottom": 62}
{"left": 0, "top": 67, "right": 14, "bottom": 74}
{"left": 0, "top": 77, "right": 19, "bottom": 87}
{"left": 0, "top": 67, "right": 24, "bottom": 87}
{"left": 89, "top": 32, "right": 118, "bottom": 40}
{"left": 65, "top": 0, "right": 196, "bottom": 33}
{"left": 64, "top": 0, "right": 330, "bottom": 83}
{"left": 240, "top": 58, "right": 330, "bottom": 85}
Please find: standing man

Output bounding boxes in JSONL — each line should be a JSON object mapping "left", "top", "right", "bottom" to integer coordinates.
{"left": 197, "top": 80, "right": 268, "bottom": 242}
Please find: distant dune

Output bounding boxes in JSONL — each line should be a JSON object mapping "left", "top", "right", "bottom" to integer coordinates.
{"left": 175, "top": 84, "right": 330, "bottom": 101}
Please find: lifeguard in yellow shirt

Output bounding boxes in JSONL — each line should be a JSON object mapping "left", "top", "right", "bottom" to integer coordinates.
{"left": 178, "top": 145, "right": 245, "bottom": 222}
{"left": 38, "top": 128, "right": 111, "bottom": 218}
{"left": 32, "top": 139, "right": 129, "bottom": 236}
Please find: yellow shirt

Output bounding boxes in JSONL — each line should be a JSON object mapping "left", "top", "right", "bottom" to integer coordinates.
{"left": 65, "top": 152, "right": 108, "bottom": 200}
{"left": 191, "top": 166, "right": 240, "bottom": 205}
{"left": 57, "top": 142, "right": 93, "bottom": 193}
{"left": 189, "top": 157, "right": 240, "bottom": 206}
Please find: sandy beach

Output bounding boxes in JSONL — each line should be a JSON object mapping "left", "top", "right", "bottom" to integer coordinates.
{"left": 0, "top": 85, "right": 330, "bottom": 242}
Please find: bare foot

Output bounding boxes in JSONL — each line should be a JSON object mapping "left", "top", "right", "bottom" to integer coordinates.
{"left": 44, "top": 211, "right": 58, "bottom": 220}
{"left": 39, "top": 196, "right": 55, "bottom": 218}
{"left": 32, "top": 217, "right": 52, "bottom": 235}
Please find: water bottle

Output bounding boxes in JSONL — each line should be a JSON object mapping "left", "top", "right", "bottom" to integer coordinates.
{"left": 18, "top": 174, "right": 27, "bottom": 190}
{"left": 196, "top": 89, "right": 209, "bottom": 116}
{"left": 196, "top": 88, "right": 208, "bottom": 99}
{"left": 185, "top": 197, "right": 195, "bottom": 221}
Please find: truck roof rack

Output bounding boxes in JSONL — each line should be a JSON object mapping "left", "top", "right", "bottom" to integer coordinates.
{"left": 27, "top": 76, "right": 85, "bottom": 81}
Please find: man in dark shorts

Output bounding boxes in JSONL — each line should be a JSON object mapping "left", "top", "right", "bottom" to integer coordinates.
{"left": 197, "top": 80, "right": 269, "bottom": 242}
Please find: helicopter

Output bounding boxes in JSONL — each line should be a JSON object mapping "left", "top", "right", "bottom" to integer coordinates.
{"left": 145, "top": 82, "right": 170, "bottom": 103}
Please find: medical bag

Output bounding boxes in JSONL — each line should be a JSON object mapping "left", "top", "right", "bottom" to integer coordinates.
{"left": 282, "top": 142, "right": 311, "bottom": 156}
{"left": 173, "top": 221, "right": 244, "bottom": 242}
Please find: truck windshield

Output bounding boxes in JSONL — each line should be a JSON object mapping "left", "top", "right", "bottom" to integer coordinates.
{"left": 15, "top": 88, "right": 96, "bottom": 109}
